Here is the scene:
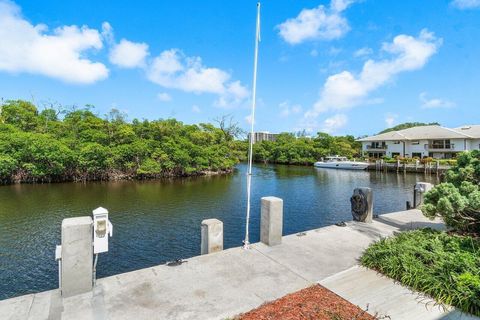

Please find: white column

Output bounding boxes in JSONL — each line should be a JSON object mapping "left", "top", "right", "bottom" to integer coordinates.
{"left": 260, "top": 197, "right": 283, "bottom": 246}
{"left": 414, "top": 182, "right": 434, "bottom": 207}
{"left": 201, "top": 219, "right": 223, "bottom": 255}
{"left": 61, "top": 217, "right": 93, "bottom": 297}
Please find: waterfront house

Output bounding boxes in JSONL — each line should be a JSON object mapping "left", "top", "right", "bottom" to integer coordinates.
{"left": 358, "top": 125, "right": 480, "bottom": 159}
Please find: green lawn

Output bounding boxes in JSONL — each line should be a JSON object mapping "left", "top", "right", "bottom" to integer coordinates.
{"left": 361, "top": 229, "right": 480, "bottom": 316}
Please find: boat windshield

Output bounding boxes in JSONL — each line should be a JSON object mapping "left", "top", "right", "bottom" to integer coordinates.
{"left": 325, "top": 156, "right": 347, "bottom": 162}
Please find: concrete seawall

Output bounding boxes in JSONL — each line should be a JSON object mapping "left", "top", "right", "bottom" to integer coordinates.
{"left": 367, "top": 162, "right": 450, "bottom": 174}
{"left": 0, "top": 209, "right": 447, "bottom": 320}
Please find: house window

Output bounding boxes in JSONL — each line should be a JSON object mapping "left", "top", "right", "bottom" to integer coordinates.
{"left": 368, "top": 141, "right": 386, "bottom": 149}
{"left": 411, "top": 141, "right": 420, "bottom": 145}
{"left": 368, "top": 152, "right": 385, "bottom": 158}
{"left": 393, "top": 141, "right": 400, "bottom": 144}
{"left": 391, "top": 152, "right": 400, "bottom": 157}
{"left": 445, "top": 140, "right": 451, "bottom": 149}
{"left": 430, "top": 139, "right": 452, "bottom": 149}
{"left": 432, "top": 140, "right": 444, "bottom": 149}
{"left": 412, "top": 153, "right": 422, "bottom": 158}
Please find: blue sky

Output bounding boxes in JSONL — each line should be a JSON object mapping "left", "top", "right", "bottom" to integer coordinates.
{"left": 0, "top": 0, "right": 479, "bottom": 136}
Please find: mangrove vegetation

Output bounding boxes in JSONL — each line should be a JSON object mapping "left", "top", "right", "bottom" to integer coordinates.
{"left": 253, "top": 133, "right": 361, "bottom": 165}
{"left": 0, "top": 100, "right": 245, "bottom": 183}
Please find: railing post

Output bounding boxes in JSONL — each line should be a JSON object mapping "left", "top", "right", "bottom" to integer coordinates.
{"left": 201, "top": 219, "right": 223, "bottom": 255}
{"left": 60, "top": 217, "right": 93, "bottom": 297}
{"left": 260, "top": 197, "right": 283, "bottom": 246}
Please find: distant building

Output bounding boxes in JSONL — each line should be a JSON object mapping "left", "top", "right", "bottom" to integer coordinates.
{"left": 248, "top": 131, "right": 279, "bottom": 144}
{"left": 357, "top": 125, "right": 480, "bottom": 159}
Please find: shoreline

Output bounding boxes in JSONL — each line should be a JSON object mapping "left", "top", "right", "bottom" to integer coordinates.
{"left": 0, "top": 168, "right": 235, "bottom": 186}
{"left": 1, "top": 161, "right": 448, "bottom": 186}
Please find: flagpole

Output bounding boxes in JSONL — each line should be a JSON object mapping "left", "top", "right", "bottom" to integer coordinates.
{"left": 244, "top": 1, "right": 261, "bottom": 249}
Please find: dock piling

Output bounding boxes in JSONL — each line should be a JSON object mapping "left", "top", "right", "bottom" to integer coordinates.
{"left": 60, "top": 217, "right": 93, "bottom": 297}
{"left": 260, "top": 196, "right": 284, "bottom": 246}
{"left": 201, "top": 219, "right": 223, "bottom": 254}
{"left": 413, "top": 182, "right": 434, "bottom": 208}
{"left": 351, "top": 188, "right": 373, "bottom": 223}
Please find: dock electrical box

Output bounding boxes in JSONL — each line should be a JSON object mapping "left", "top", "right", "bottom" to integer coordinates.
{"left": 92, "top": 207, "right": 113, "bottom": 254}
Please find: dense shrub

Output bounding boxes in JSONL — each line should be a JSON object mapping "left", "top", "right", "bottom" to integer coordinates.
{"left": 361, "top": 229, "right": 480, "bottom": 316}
{"left": 0, "top": 100, "right": 244, "bottom": 183}
{"left": 422, "top": 150, "right": 480, "bottom": 234}
{"left": 253, "top": 132, "right": 361, "bottom": 165}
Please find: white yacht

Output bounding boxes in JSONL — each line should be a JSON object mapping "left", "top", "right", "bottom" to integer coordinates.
{"left": 314, "top": 156, "right": 369, "bottom": 170}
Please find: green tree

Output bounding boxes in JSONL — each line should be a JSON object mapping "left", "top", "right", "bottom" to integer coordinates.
{"left": 422, "top": 150, "right": 480, "bottom": 233}
{"left": 379, "top": 122, "right": 440, "bottom": 134}
{"left": 1, "top": 100, "right": 39, "bottom": 131}
{"left": 0, "top": 155, "right": 17, "bottom": 182}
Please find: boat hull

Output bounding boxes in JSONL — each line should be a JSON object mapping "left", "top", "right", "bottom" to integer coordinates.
{"left": 313, "top": 162, "right": 369, "bottom": 170}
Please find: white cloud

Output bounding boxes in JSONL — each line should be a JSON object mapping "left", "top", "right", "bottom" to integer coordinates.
{"left": 157, "top": 92, "right": 171, "bottom": 102}
{"left": 419, "top": 92, "right": 455, "bottom": 109}
{"left": 305, "top": 29, "right": 441, "bottom": 118}
{"left": 310, "top": 49, "right": 319, "bottom": 57}
{"left": 0, "top": 0, "right": 108, "bottom": 84}
{"left": 215, "top": 81, "right": 250, "bottom": 108}
{"left": 385, "top": 113, "right": 398, "bottom": 127}
{"left": 245, "top": 114, "right": 254, "bottom": 125}
{"left": 147, "top": 49, "right": 249, "bottom": 107}
{"left": 321, "top": 114, "right": 347, "bottom": 133}
{"left": 102, "top": 22, "right": 149, "bottom": 69}
{"left": 109, "top": 39, "right": 149, "bottom": 68}
{"left": 354, "top": 47, "right": 373, "bottom": 58}
{"left": 330, "top": 0, "right": 356, "bottom": 12}
{"left": 192, "top": 105, "right": 201, "bottom": 113}
{"left": 277, "top": 0, "right": 355, "bottom": 45}
{"left": 329, "top": 46, "right": 342, "bottom": 56}
{"left": 451, "top": 0, "right": 480, "bottom": 9}
{"left": 279, "top": 101, "right": 302, "bottom": 117}
{"left": 101, "top": 22, "right": 114, "bottom": 44}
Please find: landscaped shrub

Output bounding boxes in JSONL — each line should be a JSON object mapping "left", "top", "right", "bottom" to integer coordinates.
{"left": 422, "top": 150, "right": 480, "bottom": 234}
{"left": 421, "top": 157, "right": 434, "bottom": 164}
{"left": 361, "top": 229, "right": 480, "bottom": 316}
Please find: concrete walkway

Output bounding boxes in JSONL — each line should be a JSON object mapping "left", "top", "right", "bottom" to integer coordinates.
{"left": 321, "top": 266, "right": 478, "bottom": 320}
{"left": 0, "top": 209, "right": 472, "bottom": 320}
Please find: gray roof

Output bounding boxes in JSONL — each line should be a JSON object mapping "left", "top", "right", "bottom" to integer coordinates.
{"left": 357, "top": 125, "right": 474, "bottom": 142}
{"left": 453, "top": 125, "right": 480, "bottom": 138}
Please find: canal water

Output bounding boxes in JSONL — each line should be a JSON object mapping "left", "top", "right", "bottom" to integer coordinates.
{"left": 0, "top": 163, "right": 438, "bottom": 300}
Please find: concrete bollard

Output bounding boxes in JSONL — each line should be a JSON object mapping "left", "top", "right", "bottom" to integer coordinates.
{"left": 414, "top": 182, "right": 434, "bottom": 208}
{"left": 201, "top": 219, "right": 223, "bottom": 255}
{"left": 260, "top": 197, "right": 283, "bottom": 246}
{"left": 60, "top": 217, "right": 93, "bottom": 297}
{"left": 350, "top": 188, "right": 373, "bottom": 223}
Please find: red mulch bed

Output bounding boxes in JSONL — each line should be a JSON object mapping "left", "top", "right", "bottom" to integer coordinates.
{"left": 236, "top": 284, "right": 375, "bottom": 320}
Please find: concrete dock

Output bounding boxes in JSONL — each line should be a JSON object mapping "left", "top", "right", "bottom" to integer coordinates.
{"left": 0, "top": 209, "right": 474, "bottom": 320}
